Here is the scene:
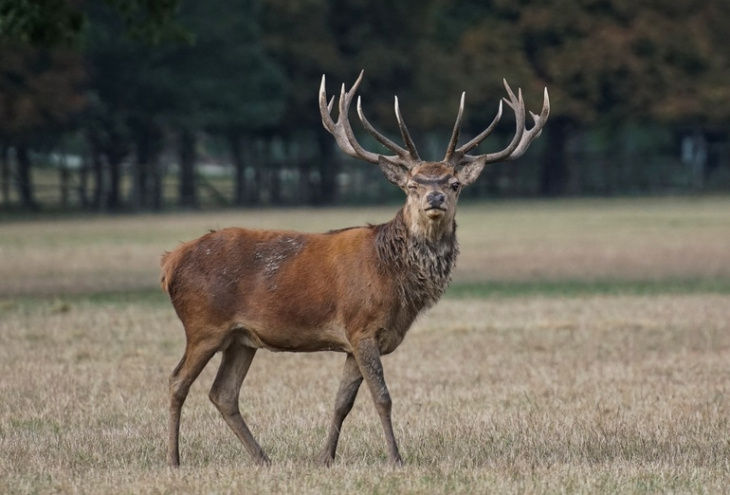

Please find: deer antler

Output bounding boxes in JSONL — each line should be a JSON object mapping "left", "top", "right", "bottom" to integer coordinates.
{"left": 445, "top": 80, "right": 550, "bottom": 167}
{"left": 319, "top": 70, "right": 420, "bottom": 168}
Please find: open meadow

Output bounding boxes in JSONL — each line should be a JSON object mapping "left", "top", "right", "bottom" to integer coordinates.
{"left": 1, "top": 197, "right": 730, "bottom": 493}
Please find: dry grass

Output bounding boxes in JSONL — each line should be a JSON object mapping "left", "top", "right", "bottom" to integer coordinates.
{"left": 2, "top": 196, "right": 730, "bottom": 296}
{"left": 1, "top": 296, "right": 729, "bottom": 493}
{"left": 455, "top": 197, "right": 730, "bottom": 283}
{"left": 2, "top": 197, "right": 730, "bottom": 493}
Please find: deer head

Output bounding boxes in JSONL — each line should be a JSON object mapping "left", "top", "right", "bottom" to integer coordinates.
{"left": 319, "top": 71, "right": 550, "bottom": 239}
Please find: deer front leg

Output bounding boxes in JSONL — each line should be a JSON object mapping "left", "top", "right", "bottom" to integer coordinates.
{"left": 320, "top": 353, "right": 363, "bottom": 466}
{"left": 353, "top": 338, "right": 403, "bottom": 466}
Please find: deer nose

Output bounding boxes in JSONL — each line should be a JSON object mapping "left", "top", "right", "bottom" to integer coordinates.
{"left": 426, "top": 191, "right": 445, "bottom": 207}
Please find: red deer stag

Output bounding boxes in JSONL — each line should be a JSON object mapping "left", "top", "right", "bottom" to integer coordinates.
{"left": 161, "top": 71, "right": 549, "bottom": 467}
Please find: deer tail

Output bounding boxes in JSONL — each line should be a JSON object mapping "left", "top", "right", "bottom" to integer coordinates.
{"left": 160, "top": 250, "right": 178, "bottom": 294}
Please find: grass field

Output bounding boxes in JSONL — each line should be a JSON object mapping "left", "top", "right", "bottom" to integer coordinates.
{"left": 2, "top": 197, "right": 730, "bottom": 493}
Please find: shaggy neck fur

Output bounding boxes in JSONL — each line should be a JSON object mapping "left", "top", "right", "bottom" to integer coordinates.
{"left": 375, "top": 208, "right": 459, "bottom": 314}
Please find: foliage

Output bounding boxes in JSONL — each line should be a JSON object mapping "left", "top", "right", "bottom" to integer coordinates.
{"left": 0, "top": 43, "right": 85, "bottom": 136}
{"left": 2, "top": 0, "right": 730, "bottom": 211}
{"left": 170, "top": 0, "right": 287, "bottom": 132}
{"left": 0, "top": 0, "right": 85, "bottom": 46}
{"left": 0, "top": 0, "right": 186, "bottom": 46}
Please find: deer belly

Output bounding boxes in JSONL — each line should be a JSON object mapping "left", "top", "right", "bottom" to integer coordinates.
{"left": 234, "top": 321, "right": 352, "bottom": 353}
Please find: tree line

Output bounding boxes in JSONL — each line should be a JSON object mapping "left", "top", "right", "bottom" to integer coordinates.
{"left": 2, "top": 0, "right": 729, "bottom": 211}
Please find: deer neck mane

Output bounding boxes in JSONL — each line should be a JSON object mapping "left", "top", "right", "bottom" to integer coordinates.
{"left": 375, "top": 208, "right": 459, "bottom": 313}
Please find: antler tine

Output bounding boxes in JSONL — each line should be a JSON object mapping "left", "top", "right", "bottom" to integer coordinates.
{"left": 319, "top": 70, "right": 419, "bottom": 168}
{"left": 394, "top": 97, "right": 420, "bottom": 161}
{"left": 336, "top": 76, "right": 373, "bottom": 160}
{"left": 503, "top": 86, "right": 550, "bottom": 161}
{"left": 319, "top": 71, "right": 379, "bottom": 163}
{"left": 319, "top": 75, "right": 336, "bottom": 132}
{"left": 443, "top": 92, "right": 465, "bottom": 163}
{"left": 357, "top": 96, "right": 410, "bottom": 160}
{"left": 451, "top": 79, "right": 537, "bottom": 167}
{"left": 459, "top": 100, "right": 503, "bottom": 157}
{"left": 319, "top": 75, "right": 356, "bottom": 157}
{"left": 447, "top": 99, "right": 505, "bottom": 166}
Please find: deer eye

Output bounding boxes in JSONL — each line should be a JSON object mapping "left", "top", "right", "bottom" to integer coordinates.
{"left": 407, "top": 182, "right": 418, "bottom": 191}
{"left": 451, "top": 181, "right": 461, "bottom": 191}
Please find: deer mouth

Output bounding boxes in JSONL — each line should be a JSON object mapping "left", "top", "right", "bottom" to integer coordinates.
{"left": 424, "top": 206, "right": 446, "bottom": 219}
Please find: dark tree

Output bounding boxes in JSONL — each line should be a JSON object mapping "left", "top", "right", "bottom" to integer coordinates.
{"left": 0, "top": 0, "right": 186, "bottom": 47}
{"left": 0, "top": 42, "right": 85, "bottom": 209}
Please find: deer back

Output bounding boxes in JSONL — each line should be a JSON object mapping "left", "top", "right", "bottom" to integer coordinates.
{"left": 161, "top": 224, "right": 424, "bottom": 354}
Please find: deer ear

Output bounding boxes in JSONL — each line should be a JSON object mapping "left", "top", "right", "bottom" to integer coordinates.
{"left": 456, "top": 158, "right": 487, "bottom": 186}
{"left": 378, "top": 155, "right": 409, "bottom": 188}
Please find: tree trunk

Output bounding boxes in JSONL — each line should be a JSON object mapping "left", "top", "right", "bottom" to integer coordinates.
{"left": 131, "top": 134, "right": 149, "bottom": 211}
{"left": 15, "top": 144, "right": 38, "bottom": 210}
{"left": 98, "top": 125, "right": 128, "bottom": 211}
{"left": 131, "top": 121, "right": 163, "bottom": 211}
{"left": 106, "top": 152, "right": 123, "bottom": 210}
{"left": 229, "top": 130, "right": 247, "bottom": 206}
{"left": 298, "top": 141, "right": 313, "bottom": 205}
{"left": 1, "top": 145, "right": 9, "bottom": 207}
{"left": 150, "top": 156, "right": 163, "bottom": 211}
{"left": 316, "top": 129, "right": 337, "bottom": 205}
{"left": 178, "top": 127, "right": 198, "bottom": 208}
{"left": 91, "top": 148, "right": 106, "bottom": 211}
{"left": 270, "top": 167, "right": 282, "bottom": 205}
{"left": 60, "top": 165, "right": 69, "bottom": 208}
{"left": 681, "top": 129, "right": 708, "bottom": 191}
{"left": 86, "top": 129, "right": 105, "bottom": 210}
{"left": 539, "top": 116, "right": 570, "bottom": 197}
{"left": 269, "top": 139, "right": 282, "bottom": 206}
{"left": 78, "top": 155, "right": 89, "bottom": 209}
{"left": 250, "top": 138, "right": 263, "bottom": 206}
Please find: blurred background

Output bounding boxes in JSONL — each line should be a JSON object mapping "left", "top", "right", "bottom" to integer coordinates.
{"left": 1, "top": 0, "right": 729, "bottom": 212}
{"left": 4, "top": 5, "right": 730, "bottom": 492}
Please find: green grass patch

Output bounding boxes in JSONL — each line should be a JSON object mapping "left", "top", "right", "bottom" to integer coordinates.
{"left": 65, "top": 288, "right": 169, "bottom": 306}
{"left": 0, "top": 288, "right": 168, "bottom": 315}
{"left": 3, "top": 277, "right": 730, "bottom": 315}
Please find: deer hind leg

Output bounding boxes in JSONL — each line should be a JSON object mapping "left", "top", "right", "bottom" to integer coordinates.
{"left": 353, "top": 338, "right": 403, "bottom": 466}
{"left": 168, "top": 334, "right": 222, "bottom": 467}
{"left": 319, "top": 353, "right": 363, "bottom": 466}
{"left": 208, "top": 341, "right": 270, "bottom": 466}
